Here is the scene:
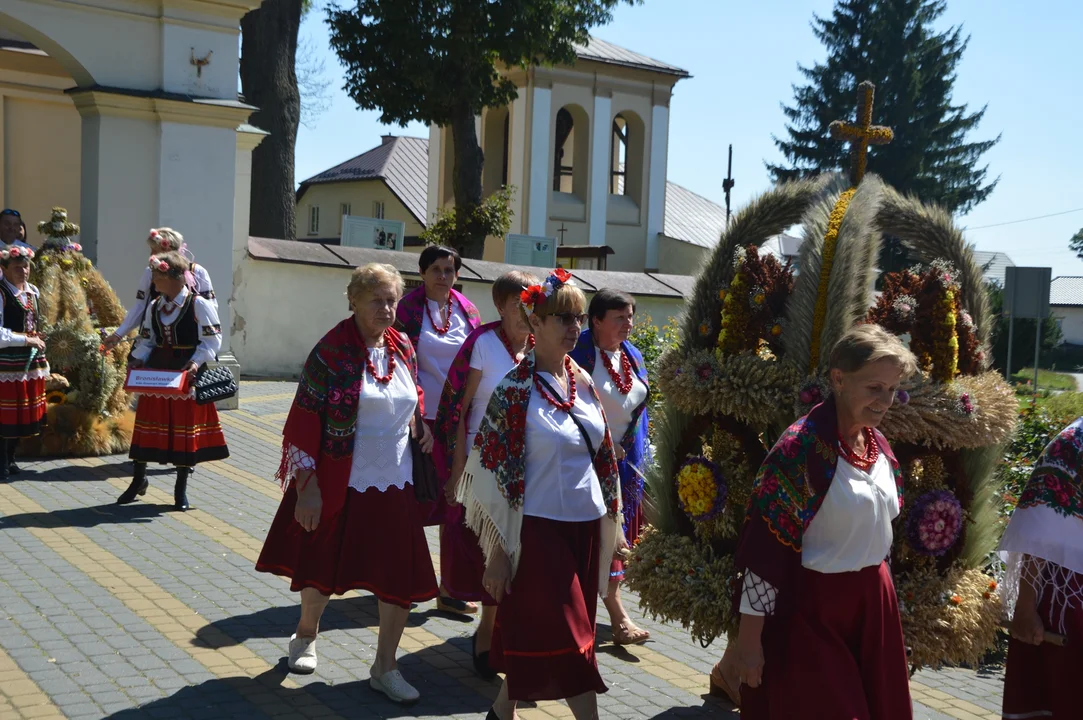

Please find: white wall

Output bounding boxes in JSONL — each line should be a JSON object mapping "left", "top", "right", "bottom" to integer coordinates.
{"left": 1054, "top": 306, "right": 1083, "bottom": 345}
{"left": 232, "top": 253, "right": 686, "bottom": 377}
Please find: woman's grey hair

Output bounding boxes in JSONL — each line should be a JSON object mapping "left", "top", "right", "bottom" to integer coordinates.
{"left": 347, "top": 263, "right": 405, "bottom": 304}
{"left": 829, "top": 323, "right": 919, "bottom": 378}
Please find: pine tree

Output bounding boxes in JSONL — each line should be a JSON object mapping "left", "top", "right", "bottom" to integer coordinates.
{"left": 768, "top": 0, "right": 1000, "bottom": 272}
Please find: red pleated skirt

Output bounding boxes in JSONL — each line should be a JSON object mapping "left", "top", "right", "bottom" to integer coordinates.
{"left": 741, "top": 562, "right": 912, "bottom": 720}
{"left": 129, "top": 394, "right": 229, "bottom": 467}
{"left": 0, "top": 377, "right": 46, "bottom": 438}
{"left": 440, "top": 516, "right": 496, "bottom": 606}
{"left": 256, "top": 483, "right": 439, "bottom": 609}
{"left": 489, "top": 516, "right": 607, "bottom": 702}
{"left": 1002, "top": 580, "right": 1083, "bottom": 719}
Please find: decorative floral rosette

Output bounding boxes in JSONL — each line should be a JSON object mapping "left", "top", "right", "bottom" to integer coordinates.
{"left": 676, "top": 456, "right": 727, "bottom": 522}
{"left": 519, "top": 267, "right": 573, "bottom": 316}
{"left": 906, "top": 490, "right": 963, "bottom": 556}
{"left": 148, "top": 255, "right": 170, "bottom": 273}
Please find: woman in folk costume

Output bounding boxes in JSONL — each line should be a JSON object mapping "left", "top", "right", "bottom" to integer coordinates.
{"left": 256, "top": 264, "right": 437, "bottom": 705}
{"left": 569, "top": 288, "right": 651, "bottom": 646}
{"left": 102, "top": 228, "right": 216, "bottom": 352}
{"left": 396, "top": 244, "right": 481, "bottom": 615}
{"left": 999, "top": 416, "right": 1083, "bottom": 719}
{"left": 732, "top": 324, "right": 916, "bottom": 720}
{"left": 0, "top": 242, "right": 48, "bottom": 480}
{"left": 459, "top": 269, "right": 626, "bottom": 720}
{"left": 117, "top": 252, "right": 228, "bottom": 511}
{"left": 433, "top": 270, "right": 538, "bottom": 679}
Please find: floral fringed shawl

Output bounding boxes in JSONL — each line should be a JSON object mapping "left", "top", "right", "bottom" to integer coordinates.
{"left": 734, "top": 396, "right": 901, "bottom": 616}
{"left": 396, "top": 285, "right": 482, "bottom": 350}
{"left": 1000, "top": 416, "right": 1083, "bottom": 632}
{"left": 457, "top": 350, "right": 624, "bottom": 597}
{"left": 432, "top": 321, "right": 502, "bottom": 480}
{"left": 275, "top": 317, "right": 422, "bottom": 522}
{"left": 569, "top": 329, "right": 651, "bottom": 536}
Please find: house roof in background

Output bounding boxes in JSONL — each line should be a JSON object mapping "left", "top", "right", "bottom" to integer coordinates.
{"left": 662, "top": 182, "right": 727, "bottom": 249}
{"left": 761, "top": 233, "right": 803, "bottom": 259}
{"left": 1051, "top": 277, "right": 1083, "bottom": 306}
{"left": 297, "top": 136, "right": 429, "bottom": 225}
{"left": 971, "top": 251, "right": 1015, "bottom": 285}
{"left": 248, "top": 237, "right": 689, "bottom": 298}
{"left": 573, "top": 36, "right": 690, "bottom": 78}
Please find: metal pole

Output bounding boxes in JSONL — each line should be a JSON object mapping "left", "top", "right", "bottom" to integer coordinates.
{"left": 1006, "top": 311, "right": 1014, "bottom": 382}
{"left": 1034, "top": 316, "right": 1042, "bottom": 391}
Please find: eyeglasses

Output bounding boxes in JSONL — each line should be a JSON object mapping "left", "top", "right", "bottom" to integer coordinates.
{"left": 0, "top": 209, "right": 20, "bottom": 218}
{"left": 543, "top": 312, "right": 588, "bottom": 327}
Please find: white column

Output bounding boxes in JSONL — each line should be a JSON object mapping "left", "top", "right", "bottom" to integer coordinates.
{"left": 426, "top": 123, "right": 441, "bottom": 223}
{"left": 507, "top": 94, "right": 528, "bottom": 234}
{"left": 527, "top": 86, "right": 552, "bottom": 238}
{"left": 645, "top": 103, "right": 670, "bottom": 270}
{"left": 588, "top": 93, "right": 612, "bottom": 247}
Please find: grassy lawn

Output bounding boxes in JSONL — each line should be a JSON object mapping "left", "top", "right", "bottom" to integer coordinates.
{"left": 1011, "top": 368, "right": 1077, "bottom": 391}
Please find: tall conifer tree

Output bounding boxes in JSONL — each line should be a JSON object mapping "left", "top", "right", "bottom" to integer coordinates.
{"left": 769, "top": 0, "right": 999, "bottom": 272}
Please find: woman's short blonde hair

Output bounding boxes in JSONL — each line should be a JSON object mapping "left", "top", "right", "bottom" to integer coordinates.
{"left": 148, "top": 227, "right": 184, "bottom": 252}
{"left": 347, "top": 263, "right": 404, "bottom": 304}
{"left": 829, "top": 323, "right": 919, "bottom": 378}
{"left": 520, "top": 280, "right": 587, "bottom": 324}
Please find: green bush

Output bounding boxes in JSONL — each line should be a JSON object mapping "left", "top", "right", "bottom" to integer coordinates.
{"left": 1041, "top": 392, "right": 1083, "bottom": 426}
{"left": 999, "top": 405, "right": 1063, "bottom": 517}
{"left": 628, "top": 314, "right": 680, "bottom": 444}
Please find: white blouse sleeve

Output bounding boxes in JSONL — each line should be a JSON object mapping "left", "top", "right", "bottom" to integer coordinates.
{"left": 130, "top": 301, "right": 156, "bottom": 362}
{"left": 190, "top": 296, "right": 222, "bottom": 367}
{"left": 285, "top": 444, "right": 317, "bottom": 481}
{"left": 739, "top": 571, "right": 778, "bottom": 616}
{"left": 192, "top": 264, "right": 218, "bottom": 309}
{"left": 113, "top": 268, "right": 153, "bottom": 338}
{"left": 0, "top": 293, "right": 26, "bottom": 349}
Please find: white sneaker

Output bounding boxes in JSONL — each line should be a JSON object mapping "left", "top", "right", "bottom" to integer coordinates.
{"left": 288, "top": 634, "right": 317, "bottom": 674}
{"left": 370, "top": 668, "right": 420, "bottom": 704}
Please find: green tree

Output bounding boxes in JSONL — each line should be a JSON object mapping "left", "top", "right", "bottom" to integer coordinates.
{"left": 326, "top": 0, "right": 637, "bottom": 259}
{"left": 768, "top": 0, "right": 1000, "bottom": 273}
{"left": 1070, "top": 228, "right": 1083, "bottom": 261}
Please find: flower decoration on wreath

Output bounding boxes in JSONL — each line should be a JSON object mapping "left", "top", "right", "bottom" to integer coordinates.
{"left": 520, "top": 267, "right": 574, "bottom": 317}
{"left": 906, "top": 489, "right": 963, "bottom": 556}
{"left": 676, "top": 456, "right": 727, "bottom": 523}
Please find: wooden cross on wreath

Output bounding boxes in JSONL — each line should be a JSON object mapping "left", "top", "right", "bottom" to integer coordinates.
{"left": 829, "top": 80, "right": 893, "bottom": 185}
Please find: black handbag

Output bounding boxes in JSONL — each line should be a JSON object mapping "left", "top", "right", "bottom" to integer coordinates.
{"left": 411, "top": 407, "right": 440, "bottom": 503}
{"left": 193, "top": 364, "right": 238, "bottom": 405}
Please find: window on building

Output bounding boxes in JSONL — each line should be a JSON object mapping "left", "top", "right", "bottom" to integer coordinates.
{"left": 372, "top": 201, "right": 385, "bottom": 219}
{"left": 308, "top": 206, "right": 319, "bottom": 235}
{"left": 553, "top": 108, "right": 575, "bottom": 193}
{"left": 610, "top": 115, "right": 628, "bottom": 195}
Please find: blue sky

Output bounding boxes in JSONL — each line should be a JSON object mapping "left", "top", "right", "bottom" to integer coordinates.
{"left": 295, "top": 0, "right": 1083, "bottom": 277}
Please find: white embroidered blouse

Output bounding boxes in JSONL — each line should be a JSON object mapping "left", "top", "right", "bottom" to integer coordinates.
{"left": 590, "top": 346, "right": 648, "bottom": 441}
{"left": 416, "top": 298, "right": 470, "bottom": 420}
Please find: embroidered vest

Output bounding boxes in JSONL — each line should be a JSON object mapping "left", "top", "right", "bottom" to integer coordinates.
{"left": 0, "top": 283, "right": 46, "bottom": 375}
{"left": 147, "top": 293, "right": 199, "bottom": 370}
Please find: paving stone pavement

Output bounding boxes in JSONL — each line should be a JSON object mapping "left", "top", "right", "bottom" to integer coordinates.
{"left": 0, "top": 380, "right": 1006, "bottom": 719}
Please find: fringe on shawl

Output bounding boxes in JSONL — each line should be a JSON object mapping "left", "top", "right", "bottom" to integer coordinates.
{"left": 457, "top": 468, "right": 522, "bottom": 577}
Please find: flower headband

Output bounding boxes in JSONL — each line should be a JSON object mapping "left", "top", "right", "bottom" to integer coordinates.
{"left": 2, "top": 245, "right": 34, "bottom": 261}
{"left": 520, "top": 268, "right": 574, "bottom": 317}
{"left": 149, "top": 229, "right": 171, "bottom": 250}
{"left": 149, "top": 255, "right": 171, "bottom": 273}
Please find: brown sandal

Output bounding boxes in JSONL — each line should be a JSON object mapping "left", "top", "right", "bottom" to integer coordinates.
{"left": 710, "top": 660, "right": 741, "bottom": 706}
{"left": 612, "top": 621, "right": 650, "bottom": 645}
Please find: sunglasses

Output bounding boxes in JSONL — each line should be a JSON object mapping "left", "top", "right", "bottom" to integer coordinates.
{"left": 0, "top": 209, "right": 20, "bottom": 218}
{"left": 543, "top": 312, "right": 588, "bottom": 327}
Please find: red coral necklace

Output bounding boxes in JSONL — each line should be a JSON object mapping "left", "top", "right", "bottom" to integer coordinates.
{"left": 838, "top": 428, "right": 880, "bottom": 472}
{"left": 426, "top": 296, "right": 454, "bottom": 335}
{"left": 535, "top": 356, "right": 576, "bottom": 412}
{"left": 600, "top": 346, "right": 633, "bottom": 394}
{"left": 497, "top": 326, "right": 534, "bottom": 361}
{"left": 363, "top": 330, "right": 397, "bottom": 385}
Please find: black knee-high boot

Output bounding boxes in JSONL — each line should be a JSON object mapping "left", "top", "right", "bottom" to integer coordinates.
{"left": 6, "top": 439, "right": 19, "bottom": 475}
{"left": 117, "top": 462, "right": 148, "bottom": 504}
{"left": 174, "top": 467, "right": 191, "bottom": 511}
